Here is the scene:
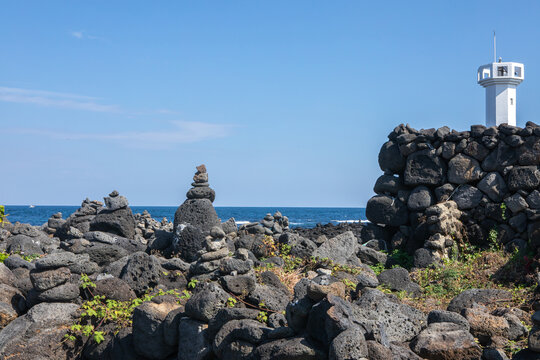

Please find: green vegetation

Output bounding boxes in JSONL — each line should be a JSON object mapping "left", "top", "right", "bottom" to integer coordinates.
{"left": 226, "top": 297, "right": 237, "bottom": 308}
{"left": 65, "top": 274, "right": 188, "bottom": 347}
{"left": 257, "top": 310, "right": 268, "bottom": 323}
{"left": 187, "top": 278, "right": 198, "bottom": 289}
{"left": 397, "top": 244, "right": 535, "bottom": 314}
{"left": 389, "top": 249, "right": 414, "bottom": 269}
{"left": 487, "top": 227, "right": 500, "bottom": 250}
{"left": 0, "top": 205, "right": 6, "bottom": 226}
{"left": 256, "top": 302, "right": 269, "bottom": 323}
{"left": 500, "top": 202, "right": 507, "bottom": 220}
{"left": 369, "top": 262, "right": 385, "bottom": 275}
{"left": 341, "top": 278, "right": 356, "bottom": 290}
{"left": 0, "top": 251, "right": 40, "bottom": 263}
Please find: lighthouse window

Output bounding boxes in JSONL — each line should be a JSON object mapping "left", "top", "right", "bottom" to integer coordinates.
{"left": 510, "top": 98, "right": 514, "bottom": 105}
{"left": 515, "top": 67, "right": 522, "bottom": 77}
{"left": 498, "top": 66, "right": 508, "bottom": 76}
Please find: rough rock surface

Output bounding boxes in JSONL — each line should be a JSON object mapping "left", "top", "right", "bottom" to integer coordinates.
{"left": 0, "top": 302, "right": 79, "bottom": 359}
{"left": 410, "top": 322, "right": 482, "bottom": 360}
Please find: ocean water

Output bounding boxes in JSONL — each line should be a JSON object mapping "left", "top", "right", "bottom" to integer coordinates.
{"left": 4, "top": 205, "right": 366, "bottom": 229}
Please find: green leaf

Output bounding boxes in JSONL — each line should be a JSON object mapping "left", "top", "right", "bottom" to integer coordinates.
{"left": 93, "top": 331, "right": 105, "bottom": 344}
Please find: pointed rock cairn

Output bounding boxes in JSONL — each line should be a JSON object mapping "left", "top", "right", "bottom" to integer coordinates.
{"left": 174, "top": 165, "right": 220, "bottom": 233}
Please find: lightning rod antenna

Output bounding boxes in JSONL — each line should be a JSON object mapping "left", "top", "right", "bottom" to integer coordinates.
{"left": 493, "top": 31, "right": 496, "bottom": 63}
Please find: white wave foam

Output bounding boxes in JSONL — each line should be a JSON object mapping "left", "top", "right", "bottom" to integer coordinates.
{"left": 235, "top": 221, "right": 251, "bottom": 225}
{"left": 331, "top": 220, "right": 361, "bottom": 223}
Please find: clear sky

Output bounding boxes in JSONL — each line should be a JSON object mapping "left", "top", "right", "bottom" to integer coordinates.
{"left": 2, "top": 1, "right": 540, "bottom": 207}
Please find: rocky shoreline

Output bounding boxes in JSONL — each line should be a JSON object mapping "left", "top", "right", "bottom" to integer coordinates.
{"left": 1, "top": 124, "right": 540, "bottom": 359}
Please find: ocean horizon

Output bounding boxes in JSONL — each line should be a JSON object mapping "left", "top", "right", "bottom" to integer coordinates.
{"left": 4, "top": 205, "right": 367, "bottom": 229}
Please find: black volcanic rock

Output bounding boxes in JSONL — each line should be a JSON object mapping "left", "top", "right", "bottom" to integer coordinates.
{"left": 174, "top": 199, "right": 220, "bottom": 232}
{"left": 404, "top": 149, "right": 446, "bottom": 186}
{"left": 366, "top": 195, "right": 408, "bottom": 226}
{"left": 378, "top": 141, "right": 406, "bottom": 174}
{"left": 90, "top": 207, "right": 137, "bottom": 239}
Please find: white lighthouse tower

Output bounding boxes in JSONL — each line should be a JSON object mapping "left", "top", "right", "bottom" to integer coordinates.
{"left": 477, "top": 36, "right": 524, "bottom": 127}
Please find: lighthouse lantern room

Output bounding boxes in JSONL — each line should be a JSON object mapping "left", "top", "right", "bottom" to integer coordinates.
{"left": 478, "top": 59, "right": 524, "bottom": 127}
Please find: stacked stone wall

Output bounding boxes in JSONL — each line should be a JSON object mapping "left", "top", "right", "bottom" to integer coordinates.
{"left": 366, "top": 122, "right": 540, "bottom": 266}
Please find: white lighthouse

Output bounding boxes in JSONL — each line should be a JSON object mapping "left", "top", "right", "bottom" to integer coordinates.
{"left": 477, "top": 57, "right": 524, "bottom": 127}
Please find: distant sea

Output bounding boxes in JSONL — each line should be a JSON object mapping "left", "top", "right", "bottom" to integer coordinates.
{"left": 5, "top": 206, "right": 367, "bottom": 229}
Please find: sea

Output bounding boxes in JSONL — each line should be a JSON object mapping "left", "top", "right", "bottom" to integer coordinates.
{"left": 4, "top": 206, "right": 367, "bottom": 229}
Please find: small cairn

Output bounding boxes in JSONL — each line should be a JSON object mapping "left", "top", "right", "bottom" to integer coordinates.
{"left": 45, "top": 212, "right": 65, "bottom": 235}
{"left": 189, "top": 226, "right": 230, "bottom": 279}
{"left": 134, "top": 210, "right": 173, "bottom": 241}
{"left": 27, "top": 253, "right": 81, "bottom": 307}
{"left": 89, "top": 190, "right": 137, "bottom": 239}
{"left": 190, "top": 225, "right": 255, "bottom": 284}
{"left": 57, "top": 198, "right": 103, "bottom": 238}
{"left": 239, "top": 211, "right": 289, "bottom": 238}
{"left": 103, "top": 190, "right": 128, "bottom": 210}
{"left": 186, "top": 164, "right": 215, "bottom": 202}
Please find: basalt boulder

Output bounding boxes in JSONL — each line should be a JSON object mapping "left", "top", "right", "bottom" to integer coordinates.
{"left": 404, "top": 149, "right": 446, "bottom": 186}
{"left": 119, "top": 252, "right": 162, "bottom": 296}
{"left": 448, "top": 154, "right": 484, "bottom": 184}
{"left": 379, "top": 141, "right": 406, "bottom": 174}
{"left": 0, "top": 302, "right": 80, "bottom": 359}
{"left": 90, "top": 207, "right": 137, "bottom": 239}
{"left": 366, "top": 195, "right": 408, "bottom": 226}
{"left": 410, "top": 322, "right": 482, "bottom": 360}
{"left": 174, "top": 199, "right": 220, "bottom": 233}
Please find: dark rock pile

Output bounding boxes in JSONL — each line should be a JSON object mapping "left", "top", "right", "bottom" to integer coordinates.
{"left": 367, "top": 122, "right": 540, "bottom": 268}
{"left": 239, "top": 211, "right": 290, "bottom": 238}
{"left": 0, "top": 158, "right": 537, "bottom": 359}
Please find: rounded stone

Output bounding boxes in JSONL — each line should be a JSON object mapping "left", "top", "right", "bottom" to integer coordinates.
{"left": 407, "top": 186, "right": 434, "bottom": 211}
{"left": 378, "top": 141, "right": 405, "bottom": 174}
{"left": 448, "top": 154, "right": 484, "bottom": 184}
{"left": 373, "top": 175, "right": 403, "bottom": 195}
{"left": 404, "top": 149, "right": 446, "bottom": 186}
{"left": 186, "top": 187, "right": 216, "bottom": 202}
{"left": 366, "top": 195, "right": 408, "bottom": 226}
{"left": 451, "top": 185, "right": 483, "bottom": 210}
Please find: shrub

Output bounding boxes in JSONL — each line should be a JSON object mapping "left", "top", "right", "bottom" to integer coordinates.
{"left": 65, "top": 274, "right": 186, "bottom": 348}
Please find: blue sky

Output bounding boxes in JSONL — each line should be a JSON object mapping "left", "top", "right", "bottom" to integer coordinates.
{"left": 2, "top": 1, "right": 540, "bottom": 207}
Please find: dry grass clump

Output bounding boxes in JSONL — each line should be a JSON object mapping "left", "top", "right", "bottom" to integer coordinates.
{"left": 261, "top": 266, "right": 304, "bottom": 295}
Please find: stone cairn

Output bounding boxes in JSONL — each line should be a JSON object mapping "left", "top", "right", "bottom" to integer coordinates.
{"left": 134, "top": 210, "right": 173, "bottom": 241}
{"left": 45, "top": 212, "right": 65, "bottom": 235}
{"left": 57, "top": 198, "right": 103, "bottom": 238}
{"left": 239, "top": 212, "right": 290, "bottom": 238}
{"left": 168, "top": 166, "right": 255, "bottom": 285}
{"left": 187, "top": 164, "right": 215, "bottom": 202}
{"left": 173, "top": 165, "right": 220, "bottom": 235}
{"left": 90, "top": 190, "right": 137, "bottom": 240}
{"left": 190, "top": 225, "right": 254, "bottom": 282}
{"left": 27, "top": 253, "right": 81, "bottom": 307}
